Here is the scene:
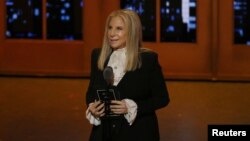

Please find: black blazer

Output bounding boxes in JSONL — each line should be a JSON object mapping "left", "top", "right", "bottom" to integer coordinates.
{"left": 86, "top": 48, "right": 170, "bottom": 141}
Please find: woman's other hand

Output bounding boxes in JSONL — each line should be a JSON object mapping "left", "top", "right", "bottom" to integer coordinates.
{"left": 110, "top": 100, "right": 128, "bottom": 114}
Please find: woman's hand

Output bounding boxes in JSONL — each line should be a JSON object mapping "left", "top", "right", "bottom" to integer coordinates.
{"left": 110, "top": 100, "right": 128, "bottom": 114}
{"left": 88, "top": 101, "right": 105, "bottom": 118}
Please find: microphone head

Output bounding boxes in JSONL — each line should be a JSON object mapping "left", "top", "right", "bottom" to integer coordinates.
{"left": 103, "top": 66, "right": 114, "bottom": 85}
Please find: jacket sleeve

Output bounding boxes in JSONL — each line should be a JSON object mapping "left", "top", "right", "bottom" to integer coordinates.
{"left": 137, "top": 52, "right": 170, "bottom": 116}
{"left": 85, "top": 48, "right": 100, "bottom": 106}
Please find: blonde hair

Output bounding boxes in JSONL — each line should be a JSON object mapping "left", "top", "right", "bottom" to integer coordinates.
{"left": 98, "top": 9, "right": 143, "bottom": 71}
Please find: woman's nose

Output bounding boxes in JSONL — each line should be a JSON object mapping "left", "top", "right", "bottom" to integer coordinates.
{"left": 109, "top": 29, "right": 115, "bottom": 36}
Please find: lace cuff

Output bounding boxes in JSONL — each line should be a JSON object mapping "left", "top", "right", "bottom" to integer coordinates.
{"left": 123, "top": 99, "right": 138, "bottom": 125}
{"left": 86, "top": 107, "right": 101, "bottom": 126}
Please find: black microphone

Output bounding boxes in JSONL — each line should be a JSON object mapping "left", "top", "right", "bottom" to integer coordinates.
{"left": 102, "top": 66, "right": 114, "bottom": 117}
{"left": 103, "top": 66, "right": 114, "bottom": 86}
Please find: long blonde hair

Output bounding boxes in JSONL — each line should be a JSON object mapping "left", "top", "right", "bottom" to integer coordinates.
{"left": 98, "top": 9, "right": 143, "bottom": 71}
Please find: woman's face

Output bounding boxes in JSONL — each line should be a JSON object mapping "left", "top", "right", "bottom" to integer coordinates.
{"left": 108, "top": 16, "right": 127, "bottom": 50}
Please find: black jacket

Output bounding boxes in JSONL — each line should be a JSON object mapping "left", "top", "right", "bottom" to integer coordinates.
{"left": 86, "top": 48, "right": 170, "bottom": 141}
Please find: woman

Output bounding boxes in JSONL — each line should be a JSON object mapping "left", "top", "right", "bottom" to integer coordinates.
{"left": 86, "top": 9, "right": 170, "bottom": 141}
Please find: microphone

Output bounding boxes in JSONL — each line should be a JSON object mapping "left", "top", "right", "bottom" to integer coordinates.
{"left": 102, "top": 66, "right": 114, "bottom": 117}
{"left": 103, "top": 66, "right": 114, "bottom": 86}
{"left": 102, "top": 66, "right": 114, "bottom": 141}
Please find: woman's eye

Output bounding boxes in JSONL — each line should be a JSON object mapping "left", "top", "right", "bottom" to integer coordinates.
{"left": 108, "top": 26, "right": 112, "bottom": 30}
{"left": 117, "top": 27, "right": 123, "bottom": 30}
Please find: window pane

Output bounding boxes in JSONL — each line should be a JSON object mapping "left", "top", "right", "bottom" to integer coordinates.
{"left": 160, "top": 0, "right": 197, "bottom": 42}
{"left": 46, "top": 0, "right": 83, "bottom": 40}
{"left": 234, "top": 0, "right": 250, "bottom": 45}
{"left": 6, "top": 0, "right": 42, "bottom": 39}
{"left": 121, "top": 0, "right": 156, "bottom": 42}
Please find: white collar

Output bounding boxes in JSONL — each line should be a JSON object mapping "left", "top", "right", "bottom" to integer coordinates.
{"left": 108, "top": 47, "right": 127, "bottom": 86}
{"left": 112, "top": 47, "right": 127, "bottom": 54}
